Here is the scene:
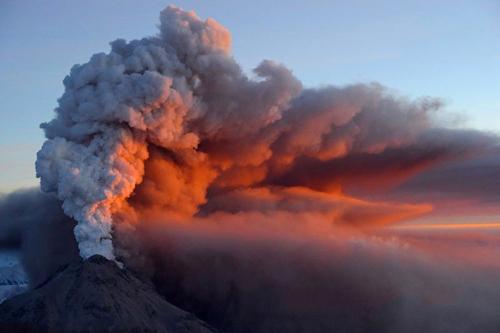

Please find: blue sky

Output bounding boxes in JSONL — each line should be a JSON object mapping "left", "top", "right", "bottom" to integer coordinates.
{"left": 0, "top": 0, "right": 499, "bottom": 192}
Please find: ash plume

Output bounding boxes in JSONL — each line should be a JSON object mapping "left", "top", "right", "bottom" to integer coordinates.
{"left": 35, "top": 6, "right": 499, "bottom": 261}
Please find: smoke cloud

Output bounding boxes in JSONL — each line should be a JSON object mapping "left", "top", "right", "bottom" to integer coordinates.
{"left": 35, "top": 6, "right": 499, "bottom": 259}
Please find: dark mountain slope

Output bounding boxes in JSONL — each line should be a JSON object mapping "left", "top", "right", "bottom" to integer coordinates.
{"left": 0, "top": 255, "right": 216, "bottom": 333}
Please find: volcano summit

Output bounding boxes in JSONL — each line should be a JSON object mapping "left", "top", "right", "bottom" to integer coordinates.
{"left": 0, "top": 255, "right": 216, "bottom": 333}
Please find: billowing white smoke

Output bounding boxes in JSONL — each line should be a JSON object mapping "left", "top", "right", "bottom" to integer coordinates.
{"left": 36, "top": 6, "right": 300, "bottom": 259}
{"left": 36, "top": 7, "right": 204, "bottom": 259}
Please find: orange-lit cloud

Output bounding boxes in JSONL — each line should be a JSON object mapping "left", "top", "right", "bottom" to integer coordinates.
{"left": 30, "top": 4, "right": 500, "bottom": 269}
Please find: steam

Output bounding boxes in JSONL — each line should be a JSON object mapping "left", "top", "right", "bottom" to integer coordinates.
{"left": 35, "top": 5, "right": 498, "bottom": 263}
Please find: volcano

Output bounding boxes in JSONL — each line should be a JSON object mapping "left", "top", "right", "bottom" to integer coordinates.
{"left": 0, "top": 255, "right": 216, "bottom": 333}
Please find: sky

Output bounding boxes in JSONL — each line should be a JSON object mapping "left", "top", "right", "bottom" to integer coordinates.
{"left": 0, "top": 0, "right": 499, "bottom": 192}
